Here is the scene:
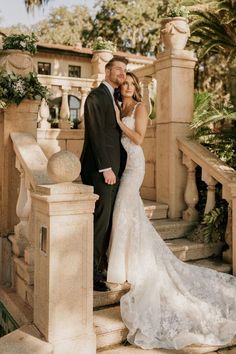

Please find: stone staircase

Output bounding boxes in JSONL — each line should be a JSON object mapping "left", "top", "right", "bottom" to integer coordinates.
{"left": 94, "top": 199, "right": 234, "bottom": 354}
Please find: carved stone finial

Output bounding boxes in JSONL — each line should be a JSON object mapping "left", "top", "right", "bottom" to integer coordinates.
{"left": 47, "top": 150, "right": 81, "bottom": 183}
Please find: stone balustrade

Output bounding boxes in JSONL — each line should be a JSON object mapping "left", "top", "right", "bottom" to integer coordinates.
{"left": 9, "top": 132, "right": 52, "bottom": 306}
{"left": 38, "top": 75, "right": 95, "bottom": 129}
{"left": 4, "top": 131, "right": 98, "bottom": 354}
{"left": 178, "top": 137, "right": 236, "bottom": 274}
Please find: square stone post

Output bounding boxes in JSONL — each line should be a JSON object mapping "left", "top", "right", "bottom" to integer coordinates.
{"left": 155, "top": 50, "right": 197, "bottom": 218}
{"left": 31, "top": 182, "right": 98, "bottom": 354}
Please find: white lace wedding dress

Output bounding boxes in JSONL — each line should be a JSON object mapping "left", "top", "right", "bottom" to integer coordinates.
{"left": 107, "top": 106, "right": 236, "bottom": 350}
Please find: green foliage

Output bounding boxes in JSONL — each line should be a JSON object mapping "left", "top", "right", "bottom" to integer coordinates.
{"left": 34, "top": 6, "right": 92, "bottom": 46}
{"left": 2, "top": 33, "right": 37, "bottom": 54}
{"left": 202, "top": 204, "right": 228, "bottom": 243}
{"left": 191, "top": 91, "right": 236, "bottom": 167}
{"left": 190, "top": 0, "right": 236, "bottom": 62}
{"left": 166, "top": 5, "right": 189, "bottom": 18}
{"left": 85, "top": 0, "right": 167, "bottom": 55}
{"left": 92, "top": 36, "right": 116, "bottom": 51}
{"left": 0, "top": 71, "right": 49, "bottom": 107}
{"left": 187, "top": 176, "right": 229, "bottom": 244}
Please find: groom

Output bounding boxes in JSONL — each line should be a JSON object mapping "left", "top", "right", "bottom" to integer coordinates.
{"left": 80, "top": 56, "right": 128, "bottom": 291}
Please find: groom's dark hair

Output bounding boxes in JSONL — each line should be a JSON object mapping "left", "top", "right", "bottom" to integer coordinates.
{"left": 105, "top": 56, "right": 129, "bottom": 70}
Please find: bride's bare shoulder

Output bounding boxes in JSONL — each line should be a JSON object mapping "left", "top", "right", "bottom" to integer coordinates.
{"left": 135, "top": 102, "right": 148, "bottom": 118}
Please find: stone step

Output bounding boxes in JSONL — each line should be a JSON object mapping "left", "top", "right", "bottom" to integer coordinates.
{"left": 97, "top": 343, "right": 236, "bottom": 354}
{"left": 94, "top": 306, "right": 128, "bottom": 349}
{"left": 0, "top": 324, "right": 53, "bottom": 354}
{"left": 95, "top": 307, "right": 236, "bottom": 353}
{"left": 94, "top": 283, "right": 130, "bottom": 309}
{"left": 143, "top": 199, "right": 168, "bottom": 220}
{"left": 167, "top": 239, "right": 224, "bottom": 262}
{"left": 93, "top": 258, "right": 231, "bottom": 310}
{"left": 188, "top": 258, "right": 232, "bottom": 274}
{"left": 152, "top": 219, "right": 197, "bottom": 240}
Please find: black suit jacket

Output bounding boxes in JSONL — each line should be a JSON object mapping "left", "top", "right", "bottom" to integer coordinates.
{"left": 81, "top": 83, "right": 126, "bottom": 180}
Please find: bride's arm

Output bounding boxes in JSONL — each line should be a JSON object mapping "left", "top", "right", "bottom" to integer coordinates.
{"left": 115, "top": 103, "right": 148, "bottom": 145}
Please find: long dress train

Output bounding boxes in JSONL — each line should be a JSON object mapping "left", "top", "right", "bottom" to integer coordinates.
{"left": 107, "top": 107, "right": 236, "bottom": 350}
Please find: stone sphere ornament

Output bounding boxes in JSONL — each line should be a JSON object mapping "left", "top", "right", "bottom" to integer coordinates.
{"left": 47, "top": 150, "right": 81, "bottom": 183}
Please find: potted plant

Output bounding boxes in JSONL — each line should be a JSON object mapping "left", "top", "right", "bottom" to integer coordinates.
{"left": 160, "top": 5, "right": 190, "bottom": 51}
{"left": 92, "top": 37, "right": 116, "bottom": 52}
{"left": 91, "top": 37, "right": 116, "bottom": 79}
{"left": 0, "top": 33, "right": 37, "bottom": 75}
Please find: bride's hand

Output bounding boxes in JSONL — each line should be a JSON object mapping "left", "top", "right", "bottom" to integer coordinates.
{"left": 114, "top": 104, "right": 121, "bottom": 124}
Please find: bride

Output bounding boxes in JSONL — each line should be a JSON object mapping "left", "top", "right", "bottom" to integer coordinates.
{"left": 107, "top": 72, "right": 236, "bottom": 350}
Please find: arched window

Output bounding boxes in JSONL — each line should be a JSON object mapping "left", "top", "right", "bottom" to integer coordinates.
{"left": 48, "top": 94, "right": 81, "bottom": 129}
{"left": 68, "top": 95, "right": 81, "bottom": 121}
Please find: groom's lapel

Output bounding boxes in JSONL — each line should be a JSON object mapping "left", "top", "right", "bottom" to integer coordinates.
{"left": 100, "top": 83, "right": 114, "bottom": 103}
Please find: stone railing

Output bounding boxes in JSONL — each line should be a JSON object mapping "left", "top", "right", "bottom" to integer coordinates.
{"left": 9, "top": 132, "right": 52, "bottom": 307}
{"left": 6, "top": 132, "right": 97, "bottom": 354}
{"left": 38, "top": 74, "right": 96, "bottom": 129}
{"left": 178, "top": 137, "right": 236, "bottom": 274}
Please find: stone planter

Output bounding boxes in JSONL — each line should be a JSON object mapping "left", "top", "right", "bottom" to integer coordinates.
{"left": 160, "top": 17, "right": 190, "bottom": 51}
{"left": 91, "top": 49, "right": 113, "bottom": 80}
{"left": 0, "top": 49, "right": 35, "bottom": 76}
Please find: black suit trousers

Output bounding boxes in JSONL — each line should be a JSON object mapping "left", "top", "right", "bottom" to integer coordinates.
{"left": 81, "top": 171, "right": 119, "bottom": 274}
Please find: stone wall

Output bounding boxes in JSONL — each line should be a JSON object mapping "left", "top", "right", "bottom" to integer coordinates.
{"left": 37, "top": 126, "right": 156, "bottom": 198}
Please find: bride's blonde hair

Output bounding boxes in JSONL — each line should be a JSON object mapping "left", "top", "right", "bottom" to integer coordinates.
{"left": 126, "top": 72, "right": 142, "bottom": 102}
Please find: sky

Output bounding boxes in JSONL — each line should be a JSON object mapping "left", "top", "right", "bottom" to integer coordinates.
{"left": 0, "top": 0, "right": 95, "bottom": 27}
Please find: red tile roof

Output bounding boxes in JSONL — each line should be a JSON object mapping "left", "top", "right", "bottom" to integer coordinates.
{"left": 37, "top": 42, "right": 154, "bottom": 61}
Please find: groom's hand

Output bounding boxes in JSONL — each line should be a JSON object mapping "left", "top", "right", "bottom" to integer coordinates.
{"left": 103, "top": 170, "right": 116, "bottom": 185}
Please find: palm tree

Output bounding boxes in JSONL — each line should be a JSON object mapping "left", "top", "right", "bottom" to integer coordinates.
{"left": 190, "top": 0, "right": 236, "bottom": 62}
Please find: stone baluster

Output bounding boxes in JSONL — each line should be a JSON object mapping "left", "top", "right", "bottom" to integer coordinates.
{"left": 202, "top": 171, "right": 217, "bottom": 214}
{"left": 182, "top": 155, "right": 199, "bottom": 221}
{"left": 59, "top": 87, "right": 71, "bottom": 129}
{"left": 140, "top": 76, "right": 152, "bottom": 119}
{"left": 79, "top": 87, "right": 90, "bottom": 129}
{"left": 9, "top": 158, "right": 32, "bottom": 302}
{"left": 9, "top": 160, "right": 30, "bottom": 258}
{"left": 38, "top": 98, "right": 51, "bottom": 129}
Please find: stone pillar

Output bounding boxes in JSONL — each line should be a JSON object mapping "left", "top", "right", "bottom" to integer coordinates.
{"left": 140, "top": 76, "right": 153, "bottom": 116}
{"left": 32, "top": 151, "right": 98, "bottom": 354}
{"left": 59, "top": 87, "right": 71, "bottom": 129}
{"left": 182, "top": 155, "right": 199, "bottom": 222}
{"left": 79, "top": 88, "right": 90, "bottom": 129}
{"left": 154, "top": 50, "right": 197, "bottom": 218}
{"left": 0, "top": 100, "right": 40, "bottom": 237}
{"left": 38, "top": 98, "right": 51, "bottom": 130}
{"left": 202, "top": 172, "right": 217, "bottom": 214}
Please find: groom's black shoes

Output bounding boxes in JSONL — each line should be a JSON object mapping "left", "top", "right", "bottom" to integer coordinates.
{"left": 94, "top": 269, "right": 107, "bottom": 282}
{"left": 93, "top": 280, "right": 109, "bottom": 292}
{"left": 100, "top": 269, "right": 107, "bottom": 281}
